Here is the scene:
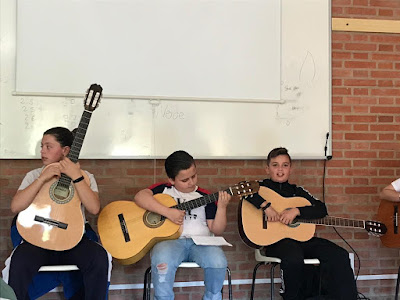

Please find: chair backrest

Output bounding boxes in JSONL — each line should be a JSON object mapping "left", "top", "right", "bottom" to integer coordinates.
{"left": 178, "top": 262, "right": 201, "bottom": 268}
{"left": 38, "top": 265, "right": 79, "bottom": 272}
{"left": 255, "top": 249, "right": 281, "bottom": 263}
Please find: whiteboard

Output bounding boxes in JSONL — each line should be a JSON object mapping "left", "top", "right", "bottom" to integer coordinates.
{"left": 0, "top": 0, "right": 331, "bottom": 159}
{"left": 15, "top": 0, "right": 281, "bottom": 102}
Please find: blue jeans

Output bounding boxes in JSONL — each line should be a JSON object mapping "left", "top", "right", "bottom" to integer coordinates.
{"left": 150, "top": 238, "right": 227, "bottom": 300}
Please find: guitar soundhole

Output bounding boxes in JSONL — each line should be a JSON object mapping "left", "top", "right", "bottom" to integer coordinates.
{"left": 143, "top": 211, "right": 165, "bottom": 228}
{"left": 50, "top": 182, "right": 74, "bottom": 204}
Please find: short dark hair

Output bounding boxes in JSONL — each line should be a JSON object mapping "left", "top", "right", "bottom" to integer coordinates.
{"left": 165, "top": 150, "right": 195, "bottom": 179}
{"left": 267, "top": 147, "right": 291, "bottom": 165}
{"left": 43, "top": 127, "right": 74, "bottom": 147}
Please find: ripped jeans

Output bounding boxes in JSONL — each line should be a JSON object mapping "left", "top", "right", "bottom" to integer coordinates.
{"left": 150, "top": 238, "right": 227, "bottom": 300}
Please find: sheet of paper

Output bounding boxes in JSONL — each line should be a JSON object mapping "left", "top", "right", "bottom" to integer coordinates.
{"left": 191, "top": 236, "right": 232, "bottom": 247}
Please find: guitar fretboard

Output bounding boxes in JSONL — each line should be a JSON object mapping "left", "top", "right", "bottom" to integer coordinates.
{"left": 58, "top": 110, "right": 93, "bottom": 188}
{"left": 172, "top": 188, "right": 232, "bottom": 211}
{"left": 297, "top": 216, "right": 365, "bottom": 229}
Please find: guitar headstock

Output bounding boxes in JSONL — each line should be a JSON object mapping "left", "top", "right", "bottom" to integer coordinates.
{"left": 365, "top": 220, "right": 387, "bottom": 237}
{"left": 230, "top": 180, "right": 260, "bottom": 198}
{"left": 84, "top": 83, "right": 102, "bottom": 112}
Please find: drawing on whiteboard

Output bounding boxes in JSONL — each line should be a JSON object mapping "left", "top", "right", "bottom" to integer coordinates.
{"left": 299, "top": 51, "right": 316, "bottom": 82}
{"left": 275, "top": 101, "right": 306, "bottom": 126}
{"left": 277, "top": 50, "right": 316, "bottom": 126}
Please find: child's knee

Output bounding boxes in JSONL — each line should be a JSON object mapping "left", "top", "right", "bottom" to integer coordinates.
{"left": 156, "top": 263, "right": 168, "bottom": 274}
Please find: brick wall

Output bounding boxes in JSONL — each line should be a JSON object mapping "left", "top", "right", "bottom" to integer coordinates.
{"left": 1, "top": 0, "right": 400, "bottom": 299}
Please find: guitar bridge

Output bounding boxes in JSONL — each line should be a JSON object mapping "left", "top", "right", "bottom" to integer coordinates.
{"left": 262, "top": 210, "right": 268, "bottom": 229}
{"left": 34, "top": 216, "right": 68, "bottom": 230}
{"left": 118, "top": 214, "right": 131, "bottom": 242}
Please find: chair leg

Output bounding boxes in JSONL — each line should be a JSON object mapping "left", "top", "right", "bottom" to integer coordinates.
{"left": 318, "top": 265, "right": 322, "bottom": 296}
{"left": 270, "top": 263, "right": 278, "bottom": 300}
{"left": 226, "top": 266, "right": 232, "bottom": 300}
{"left": 143, "top": 267, "right": 151, "bottom": 300}
{"left": 395, "top": 265, "right": 400, "bottom": 300}
{"left": 250, "top": 262, "right": 265, "bottom": 300}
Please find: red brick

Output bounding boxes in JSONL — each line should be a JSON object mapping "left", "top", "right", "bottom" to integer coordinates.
{"left": 345, "top": 133, "right": 377, "bottom": 140}
{"left": 343, "top": 79, "right": 376, "bottom": 86}
{"left": 344, "top": 61, "right": 376, "bottom": 68}
{"left": 371, "top": 70, "right": 400, "bottom": 78}
{"left": 378, "top": 62, "right": 394, "bottom": 69}
{"left": 345, "top": 186, "right": 378, "bottom": 194}
{"left": 344, "top": 115, "right": 377, "bottom": 122}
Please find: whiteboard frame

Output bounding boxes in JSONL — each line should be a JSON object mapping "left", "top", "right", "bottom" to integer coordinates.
{"left": 1, "top": 0, "right": 332, "bottom": 160}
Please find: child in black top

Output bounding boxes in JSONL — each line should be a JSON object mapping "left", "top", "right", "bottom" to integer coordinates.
{"left": 247, "top": 147, "right": 357, "bottom": 300}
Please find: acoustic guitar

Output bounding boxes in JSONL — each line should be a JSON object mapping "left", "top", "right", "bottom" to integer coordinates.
{"left": 238, "top": 186, "right": 387, "bottom": 248}
{"left": 16, "top": 84, "right": 102, "bottom": 251}
{"left": 378, "top": 199, "right": 399, "bottom": 248}
{"left": 98, "top": 181, "right": 260, "bottom": 265}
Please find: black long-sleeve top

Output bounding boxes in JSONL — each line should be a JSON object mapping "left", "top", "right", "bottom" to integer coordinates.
{"left": 248, "top": 178, "right": 328, "bottom": 219}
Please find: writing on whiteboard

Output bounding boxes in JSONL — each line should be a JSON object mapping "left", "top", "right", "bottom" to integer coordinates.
{"left": 155, "top": 104, "right": 185, "bottom": 120}
{"left": 20, "top": 97, "right": 38, "bottom": 130}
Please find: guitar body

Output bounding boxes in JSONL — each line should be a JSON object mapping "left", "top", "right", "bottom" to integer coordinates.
{"left": 99, "top": 180, "right": 259, "bottom": 264}
{"left": 378, "top": 199, "right": 400, "bottom": 248}
{"left": 98, "top": 194, "right": 181, "bottom": 265}
{"left": 239, "top": 186, "right": 316, "bottom": 248}
{"left": 16, "top": 164, "right": 87, "bottom": 251}
{"left": 16, "top": 83, "right": 101, "bottom": 251}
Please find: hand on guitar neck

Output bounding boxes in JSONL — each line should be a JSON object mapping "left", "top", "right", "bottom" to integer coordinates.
{"left": 58, "top": 157, "right": 83, "bottom": 182}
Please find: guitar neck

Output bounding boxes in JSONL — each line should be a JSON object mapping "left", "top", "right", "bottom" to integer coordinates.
{"left": 69, "top": 110, "right": 93, "bottom": 162}
{"left": 297, "top": 216, "right": 365, "bottom": 229}
{"left": 58, "top": 110, "right": 93, "bottom": 185}
{"left": 173, "top": 188, "right": 232, "bottom": 211}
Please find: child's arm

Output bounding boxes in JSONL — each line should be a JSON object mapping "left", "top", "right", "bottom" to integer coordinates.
{"left": 295, "top": 186, "right": 328, "bottom": 219}
{"left": 11, "top": 164, "right": 62, "bottom": 214}
{"left": 207, "top": 191, "right": 231, "bottom": 235}
{"left": 134, "top": 188, "right": 185, "bottom": 225}
{"left": 245, "top": 180, "right": 269, "bottom": 209}
{"left": 380, "top": 182, "right": 400, "bottom": 202}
